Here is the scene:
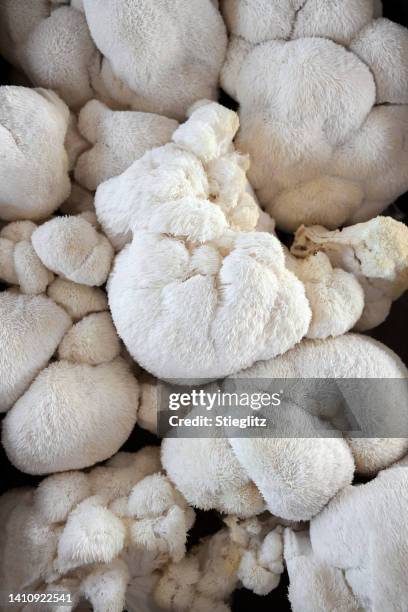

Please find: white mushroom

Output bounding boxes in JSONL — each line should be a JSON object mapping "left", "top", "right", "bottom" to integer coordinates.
{"left": 0, "top": 490, "right": 61, "bottom": 592}
{"left": 292, "top": 216, "right": 408, "bottom": 330}
{"left": 284, "top": 529, "right": 360, "bottom": 612}
{"left": 2, "top": 357, "right": 140, "bottom": 474}
{"left": 0, "top": 448, "right": 194, "bottom": 609}
{"left": 80, "top": 559, "right": 129, "bottom": 612}
{"left": 128, "top": 474, "right": 195, "bottom": 564}
{"left": 0, "top": 86, "right": 71, "bottom": 221}
{"left": 237, "top": 334, "right": 408, "bottom": 476}
{"left": 0, "top": 221, "right": 54, "bottom": 294}
{"left": 287, "top": 251, "right": 365, "bottom": 339}
{"left": 163, "top": 334, "right": 408, "bottom": 520}
{"left": 32, "top": 215, "right": 114, "bottom": 287}
{"left": 221, "top": 1, "right": 408, "bottom": 230}
{"left": 0, "top": 1, "right": 100, "bottom": 110}
{"left": 308, "top": 463, "right": 408, "bottom": 610}
{"left": 47, "top": 278, "right": 108, "bottom": 321}
{"left": 56, "top": 497, "right": 127, "bottom": 573}
{"left": 58, "top": 311, "right": 121, "bottom": 365}
{"left": 33, "top": 472, "right": 91, "bottom": 524}
{"left": 154, "top": 515, "right": 284, "bottom": 611}
{"left": 75, "top": 100, "right": 178, "bottom": 191}
{"left": 351, "top": 18, "right": 408, "bottom": 104}
{"left": 96, "top": 101, "right": 311, "bottom": 379}
{"left": 91, "top": 447, "right": 162, "bottom": 505}
{"left": 0, "top": 291, "right": 71, "bottom": 412}
{"left": 82, "top": 0, "right": 227, "bottom": 120}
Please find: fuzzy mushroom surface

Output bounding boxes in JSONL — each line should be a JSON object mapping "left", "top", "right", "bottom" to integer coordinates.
{"left": 221, "top": 1, "right": 408, "bottom": 230}
{"left": 96, "top": 101, "right": 311, "bottom": 380}
{"left": 292, "top": 216, "right": 408, "bottom": 331}
{"left": 0, "top": 207, "right": 144, "bottom": 465}
{"left": 74, "top": 100, "right": 179, "bottom": 191}
{"left": 162, "top": 334, "right": 408, "bottom": 520}
{"left": 0, "top": 448, "right": 194, "bottom": 610}
{"left": 0, "top": 86, "right": 71, "bottom": 221}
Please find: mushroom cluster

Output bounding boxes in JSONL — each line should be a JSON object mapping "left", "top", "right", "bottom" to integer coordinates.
{"left": 1, "top": 1, "right": 408, "bottom": 611}
{"left": 155, "top": 514, "right": 285, "bottom": 611}
{"left": 0, "top": 448, "right": 195, "bottom": 611}
{"left": 0, "top": 0, "right": 227, "bottom": 118}
{"left": 0, "top": 278, "right": 141, "bottom": 475}
{"left": 221, "top": 0, "right": 408, "bottom": 231}
{"left": 284, "top": 459, "right": 408, "bottom": 611}
{"left": 162, "top": 334, "right": 408, "bottom": 520}
{"left": 97, "top": 101, "right": 312, "bottom": 380}
{"left": 0, "top": 444, "right": 288, "bottom": 612}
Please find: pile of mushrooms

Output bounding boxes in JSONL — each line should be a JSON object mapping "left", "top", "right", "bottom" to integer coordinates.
{"left": 0, "top": 1, "right": 408, "bottom": 611}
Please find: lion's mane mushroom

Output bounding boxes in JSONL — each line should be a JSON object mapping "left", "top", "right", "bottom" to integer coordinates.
{"left": 220, "top": 0, "right": 408, "bottom": 230}
{"left": 154, "top": 515, "right": 284, "bottom": 612}
{"left": 284, "top": 461, "right": 408, "bottom": 611}
{"left": 286, "top": 251, "right": 365, "bottom": 339}
{"left": 1, "top": 4, "right": 407, "bottom": 608}
{"left": 82, "top": 0, "right": 227, "bottom": 120}
{"left": 1, "top": 225, "right": 140, "bottom": 473}
{"left": 0, "top": 1, "right": 100, "bottom": 110}
{"left": 74, "top": 100, "right": 179, "bottom": 191}
{"left": 46, "top": 277, "right": 107, "bottom": 320}
{"left": 57, "top": 311, "right": 121, "bottom": 365}
{"left": 162, "top": 415, "right": 354, "bottom": 522}
{"left": 0, "top": 221, "right": 54, "bottom": 294}
{"left": 2, "top": 319, "right": 139, "bottom": 474}
{"left": 162, "top": 334, "right": 408, "bottom": 521}
{"left": 2, "top": 355, "right": 140, "bottom": 474}
{"left": 236, "top": 334, "right": 408, "bottom": 477}
{"left": 0, "top": 0, "right": 227, "bottom": 119}
{"left": 283, "top": 529, "right": 361, "bottom": 612}
{"left": 0, "top": 86, "right": 71, "bottom": 221}
{"left": 95, "top": 101, "right": 311, "bottom": 380}
{"left": 0, "top": 291, "right": 71, "bottom": 412}
{"left": 31, "top": 215, "right": 114, "bottom": 287}
{"left": 0, "top": 448, "right": 194, "bottom": 611}
{"left": 292, "top": 216, "right": 408, "bottom": 330}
